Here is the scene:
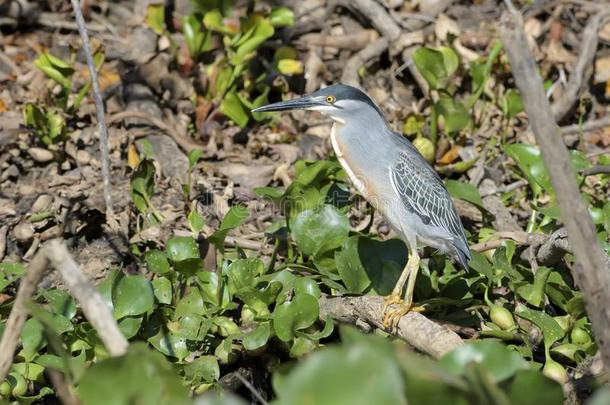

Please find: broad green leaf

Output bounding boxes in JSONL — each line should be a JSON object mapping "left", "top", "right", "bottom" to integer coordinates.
{"left": 515, "top": 306, "right": 565, "bottom": 353}
{"left": 78, "top": 343, "right": 190, "bottom": 404}
{"left": 152, "top": 276, "right": 173, "bottom": 305}
{"left": 504, "top": 144, "right": 552, "bottom": 196}
{"left": 188, "top": 209, "right": 205, "bottom": 233}
{"left": 21, "top": 318, "right": 45, "bottom": 362}
{"left": 508, "top": 369, "right": 563, "bottom": 404}
{"left": 269, "top": 7, "right": 294, "bottom": 27}
{"left": 412, "top": 47, "right": 459, "bottom": 90}
{"left": 445, "top": 180, "right": 484, "bottom": 210}
{"left": 147, "top": 328, "right": 190, "bottom": 360}
{"left": 439, "top": 340, "right": 528, "bottom": 382}
{"left": 182, "top": 15, "right": 207, "bottom": 58}
{"left": 184, "top": 355, "right": 220, "bottom": 384}
{"left": 293, "top": 277, "right": 321, "bottom": 299}
{"left": 34, "top": 52, "right": 74, "bottom": 89}
{"left": 220, "top": 90, "right": 249, "bottom": 127}
{"left": 277, "top": 59, "right": 303, "bottom": 75}
{"left": 113, "top": 275, "right": 155, "bottom": 319}
{"left": 41, "top": 289, "right": 77, "bottom": 319}
{"left": 166, "top": 236, "right": 201, "bottom": 275}
{"left": 516, "top": 266, "right": 551, "bottom": 307}
{"left": 118, "top": 316, "right": 143, "bottom": 339}
{"left": 436, "top": 94, "right": 470, "bottom": 133}
{"left": 243, "top": 322, "right": 271, "bottom": 350}
{"left": 501, "top": 89, "right": 524, "bottom": 118}
{"left": 226, "top": 258, "right": 264, "bottom": 294}
{"left": 188, "top": 149, "right": 203, "bottom": 169}
{"left": 146, "top": 4, "right": 165, "bottom": 34}
{"left": 232, "top": 19, "right": 274, "bottom": 64}
{"left": 172, "top": 314, "right": 211, "bottom": 340}
{"left": 208, "top": 205, "right": 250, "bottom": 250}
{"left": 145, "top": 250, "right": 171, "bottom": 274}
{"left": 273, "top": 327, "right": 406, "bottom": 405}
{"left": 291, "top": 204, "right": 350, "bottom": 257}
{"left": 273, "top": 294, "right": 319, "bottom": 341}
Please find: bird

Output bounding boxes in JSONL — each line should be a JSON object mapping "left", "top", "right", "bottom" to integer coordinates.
{"left": 252, "top": 84, "right": 471, "bottom": 328}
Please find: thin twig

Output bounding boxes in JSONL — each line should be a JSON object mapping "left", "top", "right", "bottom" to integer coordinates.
{"left": 108, "top": 110, "right": 203, "bottom": 154}
{"left": 551, "top": 10, "right": 610, "bottom": 122}
{"left": 560, "top": 116, "right": 610, "bottom": 135}
{"left": 70, "top": 0, "right": 115, "bottom": 226}
{"left": 500, "top": 9, "right": 610, "bottom": 370}
{"left": 233, "top": 373, "right": 269, "bottom": 405}
{"left": 581, "top": 165, "right": 610, "bottom": 177}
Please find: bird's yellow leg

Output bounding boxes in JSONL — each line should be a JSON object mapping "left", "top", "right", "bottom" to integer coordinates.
{"left": 382, "top": 249, "right": 423, "bottom": 329}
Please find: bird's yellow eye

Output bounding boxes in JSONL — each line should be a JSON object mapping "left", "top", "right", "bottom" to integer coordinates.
{"left": 326, "top": 95, "right": 336, "bottom": 104}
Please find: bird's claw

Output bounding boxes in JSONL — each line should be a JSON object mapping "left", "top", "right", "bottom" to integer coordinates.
{"left": 382, "top": 296, "right": 424, "bottom": 329}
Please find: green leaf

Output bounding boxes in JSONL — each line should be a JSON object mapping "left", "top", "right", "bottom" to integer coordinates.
{"left": 501, "top": 89, "right": 524, "bottom": 118}
{"left": 436, "top": 93, "right": 470, "bottom": 133}
{"left": 113, "top": 275, "right": 155, "bottom": 319}
{"left": 273, "top": 327, "right": 406, "bottom": 405}
{"left": 293, "top": 278, "right": 321, "bottom": 299}
{"left": 232, "top": 19, "right": 274, "bottom": 64}
{"left": 243, "top": 322, "right": 271, "bottom": 351}
{"left": 220, "top": 90, "right": 249, "bottom": 127}
{"left": 291, "top": 204, "right": 350, "bottom": 257}
{"left": 516, "top": 266, "right": 552, "bottom": 307}
{"left": 188, "top": 149, "right": 203, "bottom": 169}
{"left": 78, "top": 343, "right": 190, "bottom": 405}
{"left": 508, "top": 369, "right": 564, "bottom": 404}
{"left": 184, "top": 355, "right": 220, "bottom": 384}
{"left": 166, "top": 236, "right": 202, "bottom": 275}
{"left": 145, "top": 250, "right": 171, "bottom": 274}
{"left": 226, "top": 258, "right": 264, "bottom": 294}
{"left": 445, "top": 180, "right": 484, "bottom": 210}
{"left": 439, "top": 340, "right": 528, "bottom": 382}
{"left": 269, "top": 7, "right": 294, "bottom": 27}
{"left": 515, "top": 306, "right": 565, "bottom": 353}
{"left": 412, "top": 47, "right": 459, "bottom": 90}
{"left": 147, "top": 328, "right": 190, "bottom": 360}
{"left": 118, "top": 316, "right": 143, "bottom": 339}
{"left": 504, "top": 144, "right": 552, "bottom": 196}
{"left": 41, "top": 289, "right": 77, "bottom": 319}
{"left": 273, "top": 294, "right": 319, "bottom": 342}
{"left": 188, "top": 209, "right": 205, "bottom": 233}
{"left": 335, "top": 236, "right": 406, "bottom": 294}
{"left": 182, "top": 15, "right": 208, "bottom": 58}
{"left": 34, "top": 52, "right": 74, "bottom": 89}
{"left": 21, "top": 318, "right": 45, "bottom": 362}
{"left": 208, "top": 205, "right": 250, "bottom": 251}
{"left": 146, "top": 4, "right": 165, "bottom": 34}
{"left": 152, "top": 276, "right": 173, "bottom": 305}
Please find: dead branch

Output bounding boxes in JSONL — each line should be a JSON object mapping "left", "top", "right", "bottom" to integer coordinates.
{"left": 580, "top": 165, "right": 610, "bottom": 177}
{"left": 108, "top": 110, "right": 203, "bottom": 154}
{"left": 341, "top": 37, "right": 389, "bottom": 87}
{"left": 335, "top": 0, "right": 401, "bottom": 40}
{"left": 70, "top": 0, "right": 115, "bottom": 226}
{"left": 0, "top": 239, "right": 128, "bottom": 383}
{"left": 560, "top": 116, "right": 610, "bottom": 135}
{"left": 318, "top": 294, "right": 464, "bottom": 359}
{"left": 0, "top": 250, "right": 49, "bottom": 382}
{"left": 500, "top": 9, "right": 610, "bottom": 369}
{"left": 297, "top": 30, "right": 379, "bottom": 50}
{"left": 45, "top": 240, "right": 128, "bottom": 357}
{"left": 551, "top": 10, "right": 610, "bottom": 122}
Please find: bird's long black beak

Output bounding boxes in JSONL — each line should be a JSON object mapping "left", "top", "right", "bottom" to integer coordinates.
{"left": 251, "top": 95, "right": 321, "bottom": 113}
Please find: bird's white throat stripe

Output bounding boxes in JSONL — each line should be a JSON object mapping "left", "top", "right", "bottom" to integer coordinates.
{"left": 330, "top": 124, "right": 368, "bottom": 198}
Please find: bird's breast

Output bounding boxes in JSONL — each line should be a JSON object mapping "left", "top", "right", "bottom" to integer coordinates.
{"left": 330, "top": 123, "right": 370, "bottom": 199}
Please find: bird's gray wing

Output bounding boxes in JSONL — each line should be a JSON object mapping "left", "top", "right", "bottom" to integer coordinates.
{"left": 389, "top": 148, "right": 465, "bottom": 242}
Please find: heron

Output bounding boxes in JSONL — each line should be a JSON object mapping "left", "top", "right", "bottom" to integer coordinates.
{"left": 252, "top": 84, "right": 471, "bottom": 328}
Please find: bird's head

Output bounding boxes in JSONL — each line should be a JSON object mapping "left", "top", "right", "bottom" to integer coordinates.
{"left": 251, "top": 84, "right": 385, "bottom": 124}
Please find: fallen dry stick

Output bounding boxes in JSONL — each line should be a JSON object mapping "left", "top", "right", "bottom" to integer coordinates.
{"left": 0, "top": 239, "right": 128, "bottom": 382}
{"left": 501, "top": 8, "right": 610, "bottom": 369}
{"left": 319, "top": 294, "right": 464, "bottom": 359}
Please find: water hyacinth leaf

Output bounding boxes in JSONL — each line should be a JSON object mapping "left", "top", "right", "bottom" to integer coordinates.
{"left": 145, "top": 4, "right": 165, "bottom": 34}
{"left": 78, "top": 343, "right": 190, "bottom": 405}
{"left": 269, "top": 7, "right": 294, "bottom": 27}
{"left": 220, "top": 90, "right": 249, "bottom": 128}
{"left": 188, "top": 209, "right": 205, "bottom": 233}
{"left": 21, "top": 318, "right": 45, "bottom": 362}
{"left": 118, "top": 316, "right": 143, "bottom": 340}
{"left": 113, "top": 275, "right": 155, "bottom": 319}
{"left": 501, "top": 89, "right": 524, "bottom": 118}
{"left": 445, "top": 180, "right": 484, "bottom": 210}
{"left": 273, "top": 294, "right": 319, "bottom": 342}
{"left": 34, "top": 52, "right": 74, "bottom": 89}
{"left": 293, "top": 277, "right": 321, "bottom": 299}
{"left": 182, "top": 15, "right": 207, "bottom": 59}
{"left": 273, "top": 328, "right": 405, "bottom": 405}
{"left": 148, "top": 328, "right": 190, "bottom": 361}
{"left": 515, "top": 307, "right": 565, "bottom": 352}
{"left": 152, "top": 276, "right": 173, "bottom": 305}
{"left": 435, "top": 95, "right": 470, "bottom": 133}
{"left": 208, "top": 205, "right": 250, "bottom": 250}
{"left": 277, "top": 59, "right": 303, "bottom": 75}
{"left": 166, "top": 236, "right": 201, "bottom": 275}
{"left": 412, "top": 47, "right": 458, "bottom": 90}
{"left": 41, "top": 289, "right": 77, "bottom": 319}
{"left": 516, "top": 266, "right": 552, "bottom": 308}
{"left": 291, "top": 204, "right": 350, "bottom": 257}
{"left": 243, "top": 322, "right": 271, "bottom": 351}
{"left": 504, "top": 144, "right": 552, "bottom": 196}
{"left": 439, "top": 340, "right": 528, "bottom": 382}
{"left": 184, "top": 356, "right": 220, "bottom": 384}
{"left": 145, "top": 250, "right": 171, "bottom": 274}
{"left": 233, "top": 19, "right": 274, "bottom": 63}
{"left": 508, "top": 369, "right": 563, "bottom": 404}
{"left": 226, "top": 258, "right": 264, "bottom": 294}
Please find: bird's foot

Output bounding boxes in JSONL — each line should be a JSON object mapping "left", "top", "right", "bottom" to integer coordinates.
{"left": 382, "top": 296, "right": 425, "bottom": 329}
